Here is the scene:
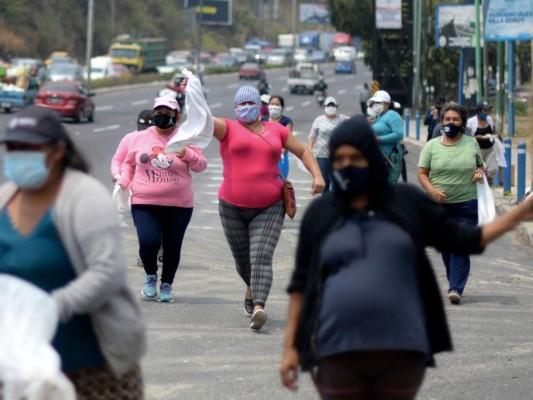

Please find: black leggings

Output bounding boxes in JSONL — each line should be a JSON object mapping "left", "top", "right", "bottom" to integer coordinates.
{"left": 313, "top": 350, "right": 427, "bottom": 400}
{"left": 131, "top": 204, "right": 193, "bottom": 285}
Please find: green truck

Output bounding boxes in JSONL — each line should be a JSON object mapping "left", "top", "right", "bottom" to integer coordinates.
{"left": 110, "top": 35, "right": 168, "bottom": 73}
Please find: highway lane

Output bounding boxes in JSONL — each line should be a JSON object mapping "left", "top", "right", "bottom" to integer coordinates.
{"left": 0, "top": 61, "right": 372, "bottom": 187}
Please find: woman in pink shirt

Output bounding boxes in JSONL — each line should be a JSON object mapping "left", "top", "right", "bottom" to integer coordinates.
{"left": 110, "top": 109, "right": 153, "bottom": 182}
{"left": 118, "top": 97, "right": 207, "bottom": 302}
{"left": 213, "top": 85, "right": 325, "bottom": 331}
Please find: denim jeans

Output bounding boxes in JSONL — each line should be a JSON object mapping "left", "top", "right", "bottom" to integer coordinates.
{"left": 441, "top": 199, "right": 478, "bottom": 295}
{"left": 317, "top": 157, "right": 331, "bottom": 193}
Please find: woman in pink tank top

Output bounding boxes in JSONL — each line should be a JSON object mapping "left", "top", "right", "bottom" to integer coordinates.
{"left": 211, "top": 85, "right": 325, "bottom": 331}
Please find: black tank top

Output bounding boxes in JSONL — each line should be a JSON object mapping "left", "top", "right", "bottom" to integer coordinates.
{"left": 475, "top": 125, "right": 494, "bottom": 149}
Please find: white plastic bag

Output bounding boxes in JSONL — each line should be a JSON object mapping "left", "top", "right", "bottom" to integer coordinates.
{"left": 477, "top": 173, "right": 496, "bottom": 225}
{"left": 484, "top": 150, "right": 499, "bottom": 178}
{"left": 112, "top": 184, "right": 131, "bottom": 227}
{"left": 0, "top": 274, "right": 76, "bottom": 400}
{"left": 165, "top": 68, "right": 214, "bottom": 153}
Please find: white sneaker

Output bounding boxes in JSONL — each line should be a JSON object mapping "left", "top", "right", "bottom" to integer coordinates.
{"left": 250, "top": 309, "right": 267, "bottom": 331}
{"left": 448, "top": 291, "right": 461, "bottom": 304}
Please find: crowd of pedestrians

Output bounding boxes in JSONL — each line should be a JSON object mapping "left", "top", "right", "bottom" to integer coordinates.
{"left": 0, "top": 70, "right": 531, "bottom": 400}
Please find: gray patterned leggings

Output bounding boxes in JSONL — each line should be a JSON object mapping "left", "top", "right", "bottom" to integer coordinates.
{"left": 218, "top": 198, "right": 285, "bottom": 307}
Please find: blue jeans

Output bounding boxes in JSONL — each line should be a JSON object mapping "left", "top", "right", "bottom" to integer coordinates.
{"left": 317, "top": 157, "right": 331, "bottom": 193}
{"left": 131, "top": 204, "right": 193, "bottom": 285}
{"left": 441, "top": 199, "right": 478, "bottom": 295}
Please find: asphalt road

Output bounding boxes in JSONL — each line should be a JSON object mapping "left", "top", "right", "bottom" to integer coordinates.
{"left": 0, "top": 63, "right": 532, "bottom": 399}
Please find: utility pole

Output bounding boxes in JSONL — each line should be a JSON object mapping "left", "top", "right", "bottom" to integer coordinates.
{"left": 110, "top": 0, "right": 115, "bottom": 41}
{"left": 474, "top": 0, "right": 482, "bottom": 101}
{"left": 85, "top": 0, "right": 94, "bottom": 86}
{"left": 412, "top": 0, "right": 422, "bottom": 111}
{"left": 291, "top": 0, "right": 297, "bottom": 66}
{"left": 197, "top": 0, "right": 204, "bottom": 77}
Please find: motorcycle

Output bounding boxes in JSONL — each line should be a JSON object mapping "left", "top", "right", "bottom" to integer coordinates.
{"left": 314, "top": 90, "right": 327, "bottom": 107}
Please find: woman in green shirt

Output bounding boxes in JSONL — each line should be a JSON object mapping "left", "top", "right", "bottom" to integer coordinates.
{"left": 418, "top": 102, "right": 484, "bottom": 305}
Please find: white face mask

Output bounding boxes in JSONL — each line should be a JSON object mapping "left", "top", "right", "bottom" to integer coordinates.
{"left": 372, "top": 103, "right": 384, "bottom": 116}
{"left": 268, "top": 105, "right": 282, "bottom": 118}
{"left": 324, "top": 106, "right": 337, "bottom": 116}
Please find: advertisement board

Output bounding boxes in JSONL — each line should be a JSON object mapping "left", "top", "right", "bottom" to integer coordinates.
{"left": 376, "top": 0, "right": 402, "bottom": 29}
{"left": 485, "top": 0, "right": 533, "bottom": 41}
{"left": 436, "top": 5, "right": 478, "bottom": 48}
{"left": 185, "top": 0, "right": 232, "bottom": 25}
{"left": 299, "top": 3, "right": 330, "bottom": 24}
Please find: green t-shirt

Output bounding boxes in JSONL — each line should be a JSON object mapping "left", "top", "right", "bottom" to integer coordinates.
{"left": 419, "top": 135, "right": 483, "bottom": 203}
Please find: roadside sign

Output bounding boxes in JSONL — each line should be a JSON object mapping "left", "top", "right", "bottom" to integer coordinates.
{"left": 485, "top": 0, "right": 533, "bottom": 41}
{"left": 185, "top": 0, "right": 232, "bottom": 26}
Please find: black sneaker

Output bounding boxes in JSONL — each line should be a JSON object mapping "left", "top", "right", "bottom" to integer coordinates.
{"left": 244, "top": 298, "right": 254, "bottom": 316}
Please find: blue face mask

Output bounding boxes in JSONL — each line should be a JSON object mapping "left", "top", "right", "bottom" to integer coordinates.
{"left": 479, "top": 112, "right": 487, "bottom": 120}
{"left": 3, "top": 151, "right": 50, "bottom": 190}
{"left": 235, "top": 105, "right": 260, "bottom": 124}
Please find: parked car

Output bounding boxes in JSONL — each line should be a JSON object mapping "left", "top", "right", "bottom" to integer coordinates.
{"left": 335, "top": 60, "right": 356, "bottom": 74}
{"left": 34, "top": 81, "right": 95, "bottom": 123}
{"left": 238, "top": 63, "right": 264, "bottom": 80}
{"left": 46, "top": 63, "right": 84, "bottom": 82}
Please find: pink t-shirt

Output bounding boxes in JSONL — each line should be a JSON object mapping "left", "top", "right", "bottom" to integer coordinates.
{"left": 218, "top": 119, "right": 289, "bottom": 208}
{"left": 118, "top": 126, "right": 207, "bottom": 208}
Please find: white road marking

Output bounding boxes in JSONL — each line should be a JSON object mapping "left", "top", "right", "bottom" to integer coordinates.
{"left": 93, "top": 124, "right": 120, "bottom": 132}
{"left": 197, "top": 210, "right": 219, "bottom": 214}
{"left": 188, "top": 225, "right": 222, "bottom": 230}
{"left": 95, "top": 105, "right": 114, "bottom": 111}
{"left": 301, "top": 101, "right": 311, "bottom": 107}
{"left": 209, "top": 102, "right": 222, "bottom": 109}
{"left": 338, "top": 89, "right": 347, "bottom": 95}
{"left": 131, "top": 100, "right": 149, "bottom": 106}
{"left": 281, "top": 87, "right": 288, "bottom": 92}
{"left": 226, "top": 83, "right": 239, "bottom": 89}
{"left": 285, "top": 106, "right": 294, "bottom": 112}
{"left": 209, "top": 176, "right": 223, "bottom": 181}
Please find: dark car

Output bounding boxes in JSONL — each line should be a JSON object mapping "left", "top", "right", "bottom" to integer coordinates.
{"left": 34, "top": 81, "right": 95, "bottom": 123}
{"left": 335, "top": 60, "right": 356, "bottom": 74}
{"left": 238, "top": 63, "right": 264, "bottom": 80}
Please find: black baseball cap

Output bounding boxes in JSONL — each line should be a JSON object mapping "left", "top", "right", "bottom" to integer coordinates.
{"left": 435, "top": 96, "right": 446, "bottom": 105}
{"left": 475, "top": 101, "right": 492, "bottom": 111}
{"left": 137, "top": 109, "right": 153, "bottom": 131}
{"left": 0, "top": 106, "right": 68, "bottom": 145}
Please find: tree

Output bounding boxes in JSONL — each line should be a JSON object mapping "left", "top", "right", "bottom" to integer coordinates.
{"left": 326, "top": 0, "right": 372, "bottom": 42}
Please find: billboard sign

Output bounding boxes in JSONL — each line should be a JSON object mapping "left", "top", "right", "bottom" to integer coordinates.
{"left": 485, "top": 0, "right": 533, "bottom": 41}
{"left": 436, "top": 5, "right": 478, "bottom": 48}
{"left": 376, "top": 0, "right": 402, "bottom": 29}
{"left": 185, "top": 0, "right": 232, "bottom": 26}
{"left": 299, "top": 4, "right": 330, "bottom": 24}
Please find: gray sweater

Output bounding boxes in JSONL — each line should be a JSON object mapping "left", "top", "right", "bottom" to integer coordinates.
{"left": 0, "top": 169, "right": 146, "bottom": 376}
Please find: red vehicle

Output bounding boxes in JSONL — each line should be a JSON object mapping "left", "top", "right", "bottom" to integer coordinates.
{"left": 34, "top": 81, "right": 95, "bottom": 123}
{"left": 333, "top": 32, "right": 354, "bottom": 48}
{"left": 238, "top": 62, "right": 264, "bottom": 80}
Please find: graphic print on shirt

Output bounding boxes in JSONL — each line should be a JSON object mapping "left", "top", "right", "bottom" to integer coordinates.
{"left": 139, "top": 146, "right": 179, "bottom": 184}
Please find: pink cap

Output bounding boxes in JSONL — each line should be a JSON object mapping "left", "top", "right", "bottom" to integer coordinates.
{"left": 153, "top": 96, "right": 179, "bottom": 111}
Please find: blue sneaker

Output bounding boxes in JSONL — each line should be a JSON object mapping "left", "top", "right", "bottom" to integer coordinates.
{"left": 142, "top": 274, "right": 157, "bottom": 299}
{"left": 158, "top": 283, "right": 174, "bottom": 302}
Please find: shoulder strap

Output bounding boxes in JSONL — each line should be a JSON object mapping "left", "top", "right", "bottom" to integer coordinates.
{"left": 249, "top": 127, "right": 288, "bottom": 181}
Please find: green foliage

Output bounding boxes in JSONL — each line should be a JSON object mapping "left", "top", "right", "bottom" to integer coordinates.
{"left": 326, "top": 0, "right": 372, "bottom": 42}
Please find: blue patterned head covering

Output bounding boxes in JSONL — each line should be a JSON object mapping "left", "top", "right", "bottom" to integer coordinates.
{"left": 234, "top": 85, "right": 261, "bottom": 106}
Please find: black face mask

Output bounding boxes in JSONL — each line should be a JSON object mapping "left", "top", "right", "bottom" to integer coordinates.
{"left": 332, "top": 165, "right": 370, "bottom": 198}
{"left": 153, "top": 113, "right": 176, "bottom": 129}
{"left": 442, "top": 123, "right": 461, "bottom": 138}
